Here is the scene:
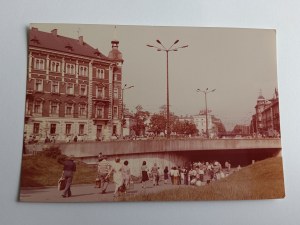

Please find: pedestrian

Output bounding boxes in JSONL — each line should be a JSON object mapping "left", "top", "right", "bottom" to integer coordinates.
{"left": 106, "top": 157, "right": 123, "bottom": 197}
{"left": 170, "top": 167, "right": 175, "bottom": 185}
{"left": 95, "top": 155, "right": 103, "bottom": 188}
{"left": 141, "top": 161, "right": 149, "bottom": 188}
{"left": 98, "top": 152, "right": 103, "bottom": 161}
{"left": 97, "top": 156, "right": 110, "bottom": 194}
{"left": 151, "top": 163, "right": 160, "bottom": 186}
{"left": 173, "top": 167, "right": 180, "bottom": 185}
{"left": 74, "top": 135, "right": 78, "bottom": 142}
{"left": 122, "top": 160, "right": 131, "bottom": 191}
{"left": 183, "top": 167, "right": 189, "bottom": 185}
{"left": 163, "top": 166, "right": 169, "bottom": 184}
{"left": 178, "top": 166, "right": 182, "bottom": 185}
{"left": 59, "top": 156, "right": 76, "bottom": 198}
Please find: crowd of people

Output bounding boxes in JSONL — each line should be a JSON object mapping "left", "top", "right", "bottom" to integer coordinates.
{"left": 164, "top": 161, "right": 238, "bottom": 186}
{"left": 59, "top": 152, "right": 241, "bottom": 198}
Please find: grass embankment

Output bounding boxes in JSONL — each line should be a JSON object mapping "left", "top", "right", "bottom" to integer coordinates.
{"left": 20, "top": 154, "right": 97, "bottom": 187}
{"left": 124, "top": 157, "right": 285, "bottom": 201}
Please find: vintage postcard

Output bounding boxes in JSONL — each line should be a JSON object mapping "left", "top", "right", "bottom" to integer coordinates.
{"left": 19, "top": 23, "right": 284, "bottom": 202}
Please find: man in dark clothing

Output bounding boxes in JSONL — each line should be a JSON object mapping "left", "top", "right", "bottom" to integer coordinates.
{"left": 61, "top": 156, "right": 76, "bottom": 198}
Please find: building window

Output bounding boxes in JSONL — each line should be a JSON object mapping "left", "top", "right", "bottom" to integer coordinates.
{"left": 65, "top": 103, "right": 73, "bottom": 116}
{"left": 35, "top": 79, "right": 43, "bottom": 92}
{"left": 114, "top": 88, "right": 118, "bottom": 99}
{"left": 80, "top": 84, "right": 87, "bottom": 96}
{"left": 33, "top": 101, "right": 42, "bottom": 114}
{"left": 66, "top": 83, "right": 74, "bottom": 95}
{"left": 34, "top": 58, "right": 45, "bottom": 70}
{"left": 79, "top": 124, "right": 85, "bottom": 135}
{"left": 79, "top": 104, "right": 87, "bottom": 116}
{"left": 50, "top": 61, "right": 61, "bottom": 72}
{"left": 50, "top": 124, "right": 56, "bottom": 134}
{"left": 113, "top": 106, "right": 118, "bottom": 118}
{"left": 113, "top": 125, "right": 117, "bottom": 135}
{"left": 65, "top": 124, "right": 72, "bottom": 135}
{"left": 51, "top": 81, "right": 59, "bottom": 93}
{"left": 79, "top": 66, "right": 88, "bottom": 76}
{"left": 114, "top": 74, "right": 118, "bottom": 81}
{"left": 96, "top": 69, "right": 105, "bottom": 79}
{"left": 96, "top": 86, "right": 105, "bottom": 98}
{"left": 66, "top": 63, "right": 75, "bottom": 75}
{"left": 50, "top": 102, "right": 59, "bottom": 115}
{"left": 33, "top": 123, "right": 40, "bottom": 134}
{"left": 96, "top": 106, "right": 104, "bottom": 118}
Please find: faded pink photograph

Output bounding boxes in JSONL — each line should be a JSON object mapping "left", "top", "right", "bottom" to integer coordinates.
{"left": 19, "top": 24, "right": 284, "bottom": 202}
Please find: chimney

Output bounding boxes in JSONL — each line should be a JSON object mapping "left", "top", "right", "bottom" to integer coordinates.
{"left": 51, "top": 29, "right": 58, "bottom": 36}
{"left": 79, "top": 36, "right": 83, "bottom": 45}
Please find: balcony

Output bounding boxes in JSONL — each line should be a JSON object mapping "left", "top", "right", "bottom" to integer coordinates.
{"left": 92, "top": 95, "right": 110, "bottom": 103}
{"left": 93, "top": 115, "right": 110, "bottom": 125}
{"left": 25, "top": 110, "right": 32, "bottom": 122}
{"left": 26, "top": 90, "right": 34, "bottom": 95}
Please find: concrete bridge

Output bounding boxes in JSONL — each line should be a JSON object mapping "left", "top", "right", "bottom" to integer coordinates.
{"left": 55, "top": 138, "right": 281, "bottom": 176}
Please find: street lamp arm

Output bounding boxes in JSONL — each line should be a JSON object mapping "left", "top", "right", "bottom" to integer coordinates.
{"left": 156, "top": 39, "right": 167, "bottom": 50}
{"left": 167, "top": 40, "right": 179, "bottom": 50}
{"left": 146, "top": 44, "right": 164, "bottom": 51}
{"left": 196, "top": 88, "right": 205, "bottom": 93}
{"left": 170, "top": 45, "right": 189, "bottom": 51}
{"left": 197, "top": 88, "right": 216, "bottom": 94}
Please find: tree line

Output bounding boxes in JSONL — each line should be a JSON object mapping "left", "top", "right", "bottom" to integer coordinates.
{"left": 129, "top": 105, "right": 198, "bottom": 137}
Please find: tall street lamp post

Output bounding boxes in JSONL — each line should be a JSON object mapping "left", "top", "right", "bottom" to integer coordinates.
{"left": 197, "top": 88, "right": 216, "bottom": 138}
{"left": 121, "top": 84, "right": 134, "bottom": 138}
{"left": 147, "top": 40, "right": 188, "bottom": 138}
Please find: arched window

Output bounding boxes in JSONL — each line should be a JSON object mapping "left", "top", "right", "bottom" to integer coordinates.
{"left": 56, "top": 63, "right": 60, "bottom": 72}
{"left": 71, "top": 65, "right": 75, "bottom": 74}
{"left": 51, "top": 62, "right": 55, "bottom": 71}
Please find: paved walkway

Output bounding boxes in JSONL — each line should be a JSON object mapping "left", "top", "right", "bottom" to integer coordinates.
{"left": 20, "top": 180, "right": 185, "bottom": 202}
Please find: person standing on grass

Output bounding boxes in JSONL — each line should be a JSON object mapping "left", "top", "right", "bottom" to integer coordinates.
{"left": 182, "top": 167, "right": 188, "bottom": 185}
{"left": 151, "top": 163, "right": 160, "bottom": 186}
{"left": 106, "top": 157, "right": 123, "bottom": 197}
{"left": 170, "top": 167, "right": 175, "bottom": 185}
{"left": 178, "top": 166, "right": 182, "bottom": 185}
{"left": 97, "top": 156, "right": 110, "bottom": 194}
{"left": 95, "top": 156, "right": 104, "bottom": 188}
{"left": 141, "top": 161, "right": 149, "bottom": 188}
{"left": 122, "top": 160, "right": 131, "bottom": 191}
{"left": 60, "top": 156, "right": 76, "bottom": 198}
{"left": 163, "top": 166, "right": 169, "bottom": 184}
{"left": 173, "top": 167, "right": 180, "bottom": 185}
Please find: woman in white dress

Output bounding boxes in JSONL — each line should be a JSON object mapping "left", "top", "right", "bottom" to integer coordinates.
{"left": 106, "top": 157, "right": 123, "bottom": 197}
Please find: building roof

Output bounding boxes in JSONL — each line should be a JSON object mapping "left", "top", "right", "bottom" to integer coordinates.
{"left": 29, "top": 27, "right": 112, "bottom": 61}
{"left": 257, "top": 94, "right": 265, "bottom": 101}
{"left": 108, "top": 40, "right": 123, "bottom": 61}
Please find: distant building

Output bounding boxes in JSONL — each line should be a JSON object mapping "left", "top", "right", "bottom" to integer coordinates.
{"left": 232, "top": 124, "right": 250, "bottom": 136}
{"left": 24, "top": 27, "right": 124, "bottom": 142}
{"left": 250, "top": 89, "right": 280, "bottom": 137}
{"left": 178, "top": 115, "right": 193, "bottom": 123}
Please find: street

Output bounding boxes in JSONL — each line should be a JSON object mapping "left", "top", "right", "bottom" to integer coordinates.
{"left": 20, "top": 180, "right": 184, "bottom": 202}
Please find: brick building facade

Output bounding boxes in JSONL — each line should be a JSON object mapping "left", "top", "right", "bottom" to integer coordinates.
{"left": 250, "top": 89, "right": 280, "bottom": 137}
{"left": 24, "top": 27, "right": 123, "bottom": 142}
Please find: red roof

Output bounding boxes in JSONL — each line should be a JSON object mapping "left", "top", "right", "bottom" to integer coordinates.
{"left": 29, "top": 27, "right": 112, "bottom": 61}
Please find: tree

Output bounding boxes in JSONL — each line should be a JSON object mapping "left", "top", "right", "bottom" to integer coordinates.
{"left": 132, "top": 105, "right": 150, "bottom": 136}
{"left": 148, "top": 105, "right": 179, "bottom": 136}
{"left": 173, "top": 120, "right": 198, "bottom": 136}
{"left": 149, "top": 113, "right": 166, "bottom": 135}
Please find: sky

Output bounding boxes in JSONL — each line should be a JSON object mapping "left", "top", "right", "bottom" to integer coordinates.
{"left": 31, "top": 23, "right": 279, "bottom": 131}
